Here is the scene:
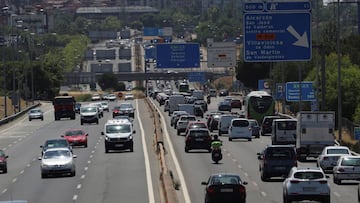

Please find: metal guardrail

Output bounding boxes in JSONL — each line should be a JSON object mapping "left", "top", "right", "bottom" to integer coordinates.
{"left": 0, "top": 102, "right": 41, "bottom": 125}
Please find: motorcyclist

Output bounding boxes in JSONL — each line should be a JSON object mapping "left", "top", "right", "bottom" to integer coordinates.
{"left": 211, "top": 135, "right": 222, "bottom": 150}
{"left": 207, "top": 95, "right": 211, "bottom": 104}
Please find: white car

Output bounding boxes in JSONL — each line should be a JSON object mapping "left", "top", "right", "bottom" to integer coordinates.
{"left": 317, "top": 146, "right": 351, "bottom": 172}
{"left": 283, "top": 167, "right": 330, "bottom": 203}
{"left": 39, "top": 147, "right": 77, "bottom": 178}
{"left": 107, "top": 94, "right": 117, "bottom": 101}
{"left": 91, "top": 94, "right": 101, "bottom": 101}
{"left": 333, "top": 155, "right": 360, "bottom": 184}
{"left": 91, "top": 102, "right": 104, "bottom": 117}
{"left": 176, "top": 115, "right": 196, "bottom": 135}
{"left": 228, "top": 118, "right": 252, "bottom": 141}
{"left": 124, "top": 93, "right": 134, "bottom": 100}
{"left": 100, "top": 101, "right": 110, "bottom": 112}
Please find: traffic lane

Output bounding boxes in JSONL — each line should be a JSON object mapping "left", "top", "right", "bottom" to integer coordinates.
{"left": 0, "top": 106, "right": 108, "bottom": 202}
{"left": 73, "top": 99, "right": 154, "bottom": 203}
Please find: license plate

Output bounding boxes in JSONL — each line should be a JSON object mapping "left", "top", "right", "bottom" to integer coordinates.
{"left": 115, "top": 144, "right": 124, "bottom": 147}
{"left": 303, "top": 187, "right": 316, "bottom": 192}
{"left": 275, "top": 167, "right": 286, "bottom": 170}
{"left": 195, "top": 138, "right": 204, "bottom": 141}
{"left": 220, "top": 188, "right": 233, "bottom": 192}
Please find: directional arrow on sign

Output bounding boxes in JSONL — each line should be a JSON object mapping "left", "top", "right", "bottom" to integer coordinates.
{"left": 287, "top": 25, "right": 309, "bottom": 48}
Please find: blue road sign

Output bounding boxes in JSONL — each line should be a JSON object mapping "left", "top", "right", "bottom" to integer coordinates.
{"left": 145, "top": 47, "right": 156, "bottom": 59}
{"left": 265, "top": 1, "right": 311, "bottom": 11}
{"left": 286, "top": 81, "right": 316, "bottom": 102}
{"left": 244, "top": 12, "right": 311, "bottom": 62}
{"left": 156, "top": 43, "right": 200, "bottom": 68}
{"left": 188, "top": 72, "right": 206, "bottom": 83}
{"left": 276, "top": 83, "right": 285, "bottom": 100}
{"left": 355, "top": 127, "right": 360, "bottom": 140}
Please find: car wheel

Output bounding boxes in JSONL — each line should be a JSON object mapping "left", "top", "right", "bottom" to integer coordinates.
{"left": 334, "top": 176, "right": 341, "bottom": 184}
{"left": 96, "top": 119, "right": 99, "bottom": 124}
{"left": 3, "top": 167, "right": 7, "bottom": 173}
{"left": 321, "top": 196, "right": 330, "bottom": 203}
{"left": 105, "top": 147, "right": 109, "bottom": 153}
{"left": 71, "top": 171, "right": 76, "bottom": 177}
{"left": 170, "top": 123, "right": 173, "bottom": 127}
{"left": 41, "top": 117, "right": 44, "bottom": 121}
{"left": 218, "top": 131, "right": 221, "bottom": 136}
{"left": 177, "top": 130, "right": 180, "bottom": 135}
{"left": 256, "top": 135, "right": 260, "bottom": 139}
{"left": 248, "top": 138, "right": 252, "bottom": 141}
{"left": 84, "top": 143, "right": 88, "bottom": 148}
{"left": 185, "top": 146, "right": 189, "bottom": 153}
{"left": 41, "top": 173, "right": 47, "bottom": 179}
{"left": 283, "top": 194, "right": 291, "bottom": 203}
{"left": 261, "top": 172, "right": 268, "bottom": 182}
{"left": 229, "top": 137, "right": 232, "bottom": 141}
{"left": 29, "top": 118, "right": 31, "bottom": 121}
{"left": 81, "top": 121, "right": 83, "bottom": 125}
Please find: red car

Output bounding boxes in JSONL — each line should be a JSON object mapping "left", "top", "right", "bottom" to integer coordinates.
{"left": 0, "top": 150, "right": 8, "bottom": 173}
{"left": 61, "top": 129, "right": 88, "bottom": 147}
{"left": 230, "top": 98, "right": 242, "bottom": 109}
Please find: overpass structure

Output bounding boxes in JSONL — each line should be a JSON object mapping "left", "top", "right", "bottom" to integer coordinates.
{"left": 62, "top": 71, "right": 230, "bottom": 85}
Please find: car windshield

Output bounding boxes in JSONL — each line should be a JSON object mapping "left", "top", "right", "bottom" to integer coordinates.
{"left": 211, "top": 175, "right": 241, "bottom": 185}
{"left": 81, "top": 107, "right": 96, "bottom": 112}
{"left": 341, "top": 158, "right": 360, "bottom": 166}
{"left": 120, "top": 103, "right": 133, "bottom": 109}
{"left": 30, "top": 109, "right": 42, "bottom": 113}
{"left": 65, "top": 130, "right": 84, "bottom": 136}
{"left": 327, "top": 148, "right": 350, "bottom": 154}
{"left": 45, "top": 140, "right": 68, "bottom": 148}
{"left": 44, "top": 150, "right": 71, "bottom": 159}
{"left": 293, "top": 172, "right": 324, "bottom": 179}
{"left": 232, "top": 120, "right": 249, "bottom": 127}
{"left": 106, "top": 124, "right": 131, "bottom": 133}
{"left": 190, "top": 123, "right": 207, "bottom": 128}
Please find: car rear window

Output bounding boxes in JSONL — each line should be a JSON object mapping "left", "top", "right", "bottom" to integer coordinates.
{"left": 294, "top": 172, "right": 324, "bottom": 179}
{"left": 191, "top": 123, "right": 207, "bottom": 128}
{"left": 232, "top": 119, "right": 249, "bottom": 127}
{"left": 211, "top": 175, "right": 241, "bottom": 185}
{"left": 266, "top": 148, "right": 295, "bottom": 160}
{"left": 277, "top": 121, "right": 296, "bottom": 130}
{"left": 189, "top": 130, "right": 209, "bottom": 137}
{"left": 327, "top": 148, "right": 350, "bottom": 154}
{"left": 341, "top": 158, "right": 360, "bottom": 166}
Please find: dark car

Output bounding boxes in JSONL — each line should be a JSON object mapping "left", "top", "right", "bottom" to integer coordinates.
{"left": 184, "top": 128, "right": 212, "bottom": 152}
{"left": 209, "top": 114, "right": 223, "bottom": 132}
{"left": 0, "top": 149, "right": 8, "bottom": 173}
{"left": 194, "top": 100, "right": 208, "bottom": 112}
{"left": 194, "top": 105, "right": 204, "bottom": 118}
{"left": 61, "top": 129, "right": 88, "bottom": 147}
{"left": 206, "top": 112, "right": 224, "bottom": 128}
{"left": 260, "top": 116, "right": 281, "bottom": 136}
{"left": 113, "top": 103, "right": 135, "bottom": 118}
{"left": 184, "top": 121, "right": 208, "bottom": 135}
{"left": 40, "top": 138, "right": 72, "bottom": 155}
{"left": 218, "top": 101, "right": 232, "bottom": 112}
{"left": 257, "top": 145, "right": 297, "bottom": 181}
{"left": 219, "top": 89, "right": 229, "bottom": 97}
{"left": 249, "top": 119, "right": 260, "bottom": 138}
{"left": 201, "top": 173, "right": 248, "bottom": 203}
{"left": 230, "top": 98, "right": 242, "bottom": 109}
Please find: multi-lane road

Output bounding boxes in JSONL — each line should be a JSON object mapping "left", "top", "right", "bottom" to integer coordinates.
{"left": 0, "top": 87, "right": 359, "bottom": 203}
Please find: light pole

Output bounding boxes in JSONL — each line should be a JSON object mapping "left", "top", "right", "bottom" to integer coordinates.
{"left": 337, "top": 0, "right": 342, "bottom": 142}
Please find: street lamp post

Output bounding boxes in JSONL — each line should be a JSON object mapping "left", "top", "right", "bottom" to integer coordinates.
{"left": 337, "top": 0, "right": 342, "bottom": 142}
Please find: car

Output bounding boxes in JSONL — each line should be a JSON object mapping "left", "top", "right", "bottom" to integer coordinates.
{"left": 248, "top": 119, "right": 260, "bottom": 138}
{"left": 91, "top": 93, "right": 101, "bottom": 101}
{"left": 80, "top": 105, "right": 99, "bottom": 125}
{"left": 75, "top": 103, "right": 81, "bottom": 114}
{"left": 39, "top": 147, "right": 76, "bottom": 178}
{"left": 209, "top": 89, "right": 217, "bottom": 97}
{"left": 107, "top": 93, "right": 117, "bottom": 101}
{"left": 230, "top": 98, "right": 242, "bottom": 109}
{"left": 201, "top": 173, "right": 248, "bottom": 203}
{"left": 194, "top": 100, "right": 208, "bottom": 112}
{"left": 283, "top": 167, "right": 330, "bottom": 203}
{"left": 207, "top": 112, "right": 224, "bottom": 132}
{"left": 90, "top": 102, "right": 104, "bottom": 117}
{"left": 317, "top": 146, "right": 351, "bottom": 172}
{"left": 176, "top": 115, "right": 197, "bottom": 135}
{"left": 117, "top": 102, "right": 135, "bottom": 118}
{"left": 40, "top": 138, "right": 72, "bottom": 156}
{"left": 260, "top": 115, "right": 281, "bottom": 136}
{"left": 257, "top": 145, "right": 297, "bottom": 181}
{"left": 194, "top": 105, "right": 204, "bottom": 118}
{"left": 124, "top": 93, "right": 134, "bottom": 100}
{"left": 0, "top": 149, "right": 8, "bottom": 173}
{"left": 102, "top": 119, "right": 135, "bottom": 153}
{"left": 28, "top": 108, "right": 44, "bottom": 121}
{"left": 218, "top": 114, "right": 239, "bottom": 136}
{"left": 184, "top": 128, "right": 212, "bottom": 152}
{"left": 206, "top": 111, "right": 223, "bottom": 127}
{"left": 333, "top": 155, "right": 360, "bottom": 184}
{"left": 170, "top": 111, "right": 188, "bottom": 127}
{"left": 61, "top": 129, "right": 88, "bottom": 148}
{"left": 184, "top": 120, "right": 208, "bottom": 135}
{"left": 218, "top": 101, "right": 232, "bottom": 112}
{"left": 228, "top": 118, "right": 252, "bottom": 141}
{"left": 218, "top": 89, "right": 229, "bottom": 97}
{"left": 100, "top": 101, "right": 110, "bottom": 112}
{"left": 113, "top": 115, "right": 134, "bottom": 125}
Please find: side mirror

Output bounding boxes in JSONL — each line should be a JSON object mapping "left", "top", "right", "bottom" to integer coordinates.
{"left": 61, "top": 135, "right": 64, "bottom": 137}
{"left": 38, "top": 157, "right": 42, "bottom": 160}
{"left": 40, "top": 145, "right": 43, "bottom": 148}
{"left": 133, "top": 130, "right": 136, "bottom": 134}
{"left": 73, "top": 154, "right": 77, "bottom": 158}
{"left": 5, "top": 155, "right": 8, "bottom": 159}
{"left": 201, "top": 181, "right": 207, "bottom": 185}
{"left": 242, "top": 181, "right": 248, "bottom": 185}
{"left": 257, "top": 156, "right": 263, "bottom": 160}
{"left": 101, "top": 132, "right": 104, "bottom": 135}
{"left": 86, "top": 134, "right": 89, "bottom": 136}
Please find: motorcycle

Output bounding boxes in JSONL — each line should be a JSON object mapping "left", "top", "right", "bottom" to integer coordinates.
{"left": 211, "top": 148, "right": 222, "bottom": 164}
{"left": 207, "top": 97, "right": 211, "bottom": 104}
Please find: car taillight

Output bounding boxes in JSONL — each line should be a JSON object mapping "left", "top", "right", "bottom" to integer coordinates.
{"left": 337, "top": 168, "right": 345, "bottom": 172}
{"left": 319, "top": 180, "right": 327, "bottom": 184}
{"left": 207, "top": 186, "right": 215, "bottom": 193}
{"left": 186, "top": 137, "right": 191, "bottom": 141}
{"left": 239, "top": 186, "right": 246, "bottom": 193}
{"left": 290, "top": 180, "right": 300, "bottom": 184}
{"left": 323, "top": 157, "right": 329, "bottom": 160}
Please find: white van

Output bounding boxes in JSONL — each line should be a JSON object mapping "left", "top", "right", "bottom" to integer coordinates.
{"left": 271, "top": 119, "right": 297, "bottom": 145}
{"left": 218, "top": 114, "right": 239, "bottom": 136}
{"left": 228, "top": 118, "right": 252, "bottom": 141}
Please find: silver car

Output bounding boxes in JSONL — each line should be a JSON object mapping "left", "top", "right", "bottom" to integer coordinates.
{"left": 283, "top": 167, "right": 330, "bottom": 203}
{"left": 333, "top": 155, "right": 360, "bottom": 184}
{"left": 39, "top": 147, "right": 76, "bottom": 178}
{"left": 28, "top": 108, "right": 44, "bottom": 121}
{"left": 317, "top": 146, "right": 351, "bottom": 172}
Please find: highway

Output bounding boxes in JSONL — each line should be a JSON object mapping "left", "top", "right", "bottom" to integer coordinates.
{"left": 0, "top": 88, "right": 359, "bottom": 203}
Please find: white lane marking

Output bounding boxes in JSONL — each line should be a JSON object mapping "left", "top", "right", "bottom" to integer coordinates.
{"left": 20, "top": 170, "right": 24, "bottom": 174}
{"left": 149, "top": 99, "right": 191, "bottom": 203}
{"left": 136, "top": 99, "right": 155, "bottom": 203}
{"left": 333, "top": 192, "right": 340, "bottom": 197}
{"left": 87, "top": 160, "right": 91, "bottom": 164}
{"left": 84, "top": 167, "right": 88, "bottom": 171}
{"left": 73, "top": 195, "right": 78, "bottom": 201}
{"left": 252, "top": 181, "right": 258, "bottom": 187}
{"left": 238, "top": 164, "right": 242, "bottom": 169}
{"left": 76, "top": 184, "right": 82, "bottom": 189}
{"left": 2, "top": 189, "right": 7, "bottom": 194}
{"left": 81, "top": 175, "right": 85, "bottom": 179}
{"left": 12, "top": 178, "right": 17, "bottom": 183}
{"left": 261, "top": 191, "right": 267, "bottom": 197}
{"left": 244, "top": 173, "right": 249, "bottom": 177}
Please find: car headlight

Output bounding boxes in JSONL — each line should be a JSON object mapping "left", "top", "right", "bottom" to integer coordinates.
{"left": 41, "top": 163, "right": 51, "bottom": 169}
{"left": 105, "top": 136, "right": 110, "bottom": 141}
{"left": 129, "top": 135, "right": 133, "bottom": 140}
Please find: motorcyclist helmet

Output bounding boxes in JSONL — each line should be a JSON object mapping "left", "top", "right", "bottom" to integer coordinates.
{"left": 213, "top": 135, "right": 219, "bottom": 140}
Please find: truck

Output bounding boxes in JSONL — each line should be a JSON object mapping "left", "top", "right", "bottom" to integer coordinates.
{"left": 168, "top": 94, "right": 186, "bottom": 116}
{"left": 53, "top": 95, "right": 76, "bottom": 120}
{"left": 296, "top": 111, "right": 335, "bottom": 161}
